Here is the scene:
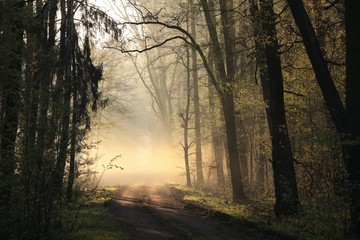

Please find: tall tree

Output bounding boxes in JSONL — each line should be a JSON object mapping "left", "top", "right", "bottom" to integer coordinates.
{"left": 285, "top": 0, "right": 359, "bottom": 234}
{"left": 190, "top": 0, "right": 204, "bottom": 185}
{"left": 345, "top": 0, "right": 360, "bottom": 236}
{"left": 0, "top": 1, "right": 25, "bottom": 237}
{"left": 251, "top": 0, "right": 301, "bottom": 217}
{"left": 249, "top": 0, "right": 270, "bottom": 194}
{"left": 0, "top": 0, "right": 119, "bottom": 237}
{"left": 115, "top": 0, "right": 248, "bottom": 201}
{"left": 285, "top": 0, "right": 346, "bottom": 134}
{"left": 179, "top": 42, "right": 193, "bottom": 187}
{"left": 51, "top": 0, "right": 74, "bottom": 199}
{"left": 199, "top": 0, "right": 247, "bottom": 202}
{"left": 207, "top": 0, "right": 225, "bottom": 188}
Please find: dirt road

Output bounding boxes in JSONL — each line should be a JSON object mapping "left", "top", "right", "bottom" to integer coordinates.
{"left": 108, "top": 185, "right": 287, "bottom": 240}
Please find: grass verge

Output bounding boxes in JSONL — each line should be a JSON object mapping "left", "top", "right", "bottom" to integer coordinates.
{"left": 173, "top": 185, "right": 355, "bottom": 240}
{"left": 52, "top": 187, "right": 128, "bottom": 240}
{"left": 173, "top": 185, "right": 301, "bottom": 240}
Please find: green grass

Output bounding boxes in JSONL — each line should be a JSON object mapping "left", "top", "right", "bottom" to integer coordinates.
{"left": 52, "top": 187, "right": 128, "bottom": 240}
{"left": 174, "top": 185, "right": 356, "bottom": 240}
{"left": 175, "top": 185, "right": 298, "bottom": 239}
{"left": 62, "top": 204, "right": 128, "bottom": 240}
{"left": 175, "top": 185, "right": 257, "bottom": 218}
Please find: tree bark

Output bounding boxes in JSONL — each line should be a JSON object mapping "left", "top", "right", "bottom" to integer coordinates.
{"left": 190, "top": 0, "right": 204, "bottom": 185}
{"left": 208, "top": 80, "right": 225, "bottom": 187}
{"left": 200, "top": 0, "right": 246, "bottom": 202}
{"left": 259, "top": 0, "right": 301, "bottom": 217}
{"left": 256, "top": 113, "right": 267, "bottom": 193}
{"left": 0, "top": 2, "right": 24, "bottom": 238}
{"left": 207, "top": 0, "right": 225, "bottom": 187}
{"left": 286, "top": 0, "right": 346, "bottom": 134}
{"left": 236, "top": 117, "right": 249, "bottom": 188}
{"left": 66, "top": 89, "right": 78, "bottom": 202}
{"left": 249, "top": 0, "right": 269, "bottom": 194}
{"left": 345, "top": 0, "right": 360, "bottom": 236}
{"left": 286, "top": 0, "right": 359, "bottom": 233}
{"left": 183, "top": 42, "right": 192, "bottom": 187}
{"left": 52, "top": 0, "right": 73, "bottom": 198}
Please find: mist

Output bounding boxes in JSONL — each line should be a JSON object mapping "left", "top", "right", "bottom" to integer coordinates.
{"left": 92, "top": 75, "right": 185, "bottom": 187}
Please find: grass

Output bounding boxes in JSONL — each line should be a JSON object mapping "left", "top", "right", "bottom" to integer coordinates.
{"left": 175, "top": 185, "right": 265, "bottom": 219}
{"left": 52, "top": 187, "right": 128, "bottom": 240}
{"left": 174, "top": 185, "right": 300, "bottom": 239}
{"left": 174, "top": 185, "right": 356, "bottom": 240}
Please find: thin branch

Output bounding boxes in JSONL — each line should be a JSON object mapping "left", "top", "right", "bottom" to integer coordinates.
{"left": 284, "top": 89, "right": 305, "bottom": 97}
{"left": 325, "top": 60, "right": 345, "bottom": 67}
{"left": 324, "top": 0, "right": 342, "bottom": 10}
{"left": 69, "top": 155, "right": 121, "bottom": 231}
{"left": 115, "top": 20, "right": 221, "bottom": 94}
{"left": 105, "top": 36, "right": 185, "bottom": 53}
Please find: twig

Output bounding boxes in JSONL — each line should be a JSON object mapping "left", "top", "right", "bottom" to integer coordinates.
{"left": 69, "top": 154, "right": 121, "bottom": 231}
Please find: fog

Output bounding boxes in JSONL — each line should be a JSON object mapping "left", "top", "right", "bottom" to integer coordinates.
{"left": 91, "top": 77, "right": 185, "bottom": 187}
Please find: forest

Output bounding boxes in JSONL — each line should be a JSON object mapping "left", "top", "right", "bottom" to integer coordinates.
{"left": 0, "top": 0, "right": 359, "bottom": 239}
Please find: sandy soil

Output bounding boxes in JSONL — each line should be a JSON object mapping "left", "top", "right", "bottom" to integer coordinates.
{"left": 107, "top": 185, "right": 287, "bottom": 240}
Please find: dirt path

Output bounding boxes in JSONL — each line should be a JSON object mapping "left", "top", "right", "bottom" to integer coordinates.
{"left": 107, "top": 185, "right": 280, "bottom": 240}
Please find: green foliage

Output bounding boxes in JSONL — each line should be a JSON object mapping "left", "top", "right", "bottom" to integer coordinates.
{"left": 1, "top": 0, "right": 355, "bottom": 238}
{"left": 176, "top": 183, "right": 353, "bottom": 239}
{"left": 52, "top": 202, "right": 128, "bottom": 240}
{"left": 48, "top": 187, "right": 126, "bottom": 240}
{"left": 0, "top": 0, "right": 123, "bottom": 238}
{"left": 271, "top": 201, "right": 349, "bottom": 240}
{"left": 176, "top": 185, "right": 261, "bottom": 219}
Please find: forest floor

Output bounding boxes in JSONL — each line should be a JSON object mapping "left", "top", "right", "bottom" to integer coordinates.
{"left": 107, "top": 184, "right": 296, "bottom": 240}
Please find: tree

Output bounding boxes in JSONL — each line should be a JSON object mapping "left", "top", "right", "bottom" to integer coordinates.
{"left": 285, "top": 0, "right": 359, "bottom": 234}
{"left": 109, "top": 0, "right": 248, "bottom": 201}
{"left": 190, "top": 0, "right": 204, "bottom": 186}
{"left": 108, "top": 1, "right": 181, "bottom": 141}
{"left": 250, "top": 0, "right": 301, "bottom": 217}
{"left": 0, "top": 0, "right": 119, "bottom": 237}
{"left": 51, "top": 0, "right": 75, "bottom": 201}
{"left": 207, "top": 42, "right": 226, "bottom": 187}
{"left": 179, "top": 42, "right": 193, "bottom": 187}
{"left": 0, "top": 1, "right": 25, "bottom": 237}
{"left": 344, "top": 0, "right": 360, "bottom": 236}
{"left": 199, "top": 0, "right": 247, "bottom": 202}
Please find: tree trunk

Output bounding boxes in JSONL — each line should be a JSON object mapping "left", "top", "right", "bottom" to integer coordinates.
{"left": 221, "top": 92, "right": 247, "bottom": 201}
{"left": 208, "top": 80, "right": 225, "bottom": 187}
{"left": 256, "top": 113, "right": 267, "bottom": 193}
{"left": 0, "top": 3, "right": 24, "bottom": 238}
{"left": 249, "top": 0, "right": 269, "bottom": 195}
{"left": 236, "top": 117, "right": 249, "bottom": 188}
{"left": 190, "top": 0, "right": 204, "bottom": 185}
{"left": 260, "top": 0, "right": 301, "bottom": 217}
{"left": 52, "top": 0, "right": 73, "bottom": 198}
{"left": 207, "top": 0, "right": 225, "bottom": 187}
{"left": 200, "top": 0, "right": 246, "bottom": 202}
{"left": 285, "top": 0, "right": 346, "bottom": 134}
{"left": 285, "top": 0, "right": 359, "bottom": 233}
{"left": 66, "top": 91, "right": 78, "bottom": 202}
{"left": 182, "top": 34, "right": 192, "bottom": 187}
{"left": 345, "top": 0, "right": 360, "bottom": 236}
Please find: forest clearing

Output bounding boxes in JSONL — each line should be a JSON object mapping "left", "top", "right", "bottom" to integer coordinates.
{"left": 0, "top": 0, "right": 359, "bottom": 239}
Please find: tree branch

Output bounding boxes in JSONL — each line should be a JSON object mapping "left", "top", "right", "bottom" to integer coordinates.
{"left": 284, "top": 89, "right": 305, "bottom": 97}
{"left": 105, "top": 36, "right": 186, "bottom": 54}
{"left": 324, "top": 0, "right": 342, "bottom": 10}
{"left": 112, "top": 20, "right": 222, "bottom": 94}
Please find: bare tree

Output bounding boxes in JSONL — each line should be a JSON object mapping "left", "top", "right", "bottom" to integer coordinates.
{"left": 190, "top": 0, "right": 204, "bottom": 186}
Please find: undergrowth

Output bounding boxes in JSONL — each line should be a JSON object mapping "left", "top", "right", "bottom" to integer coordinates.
{"left": 51, "top": 187, "right": 128, "bottom": 240}
{"left": 174, "top": 185, "right": 352, "bottom": 240}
